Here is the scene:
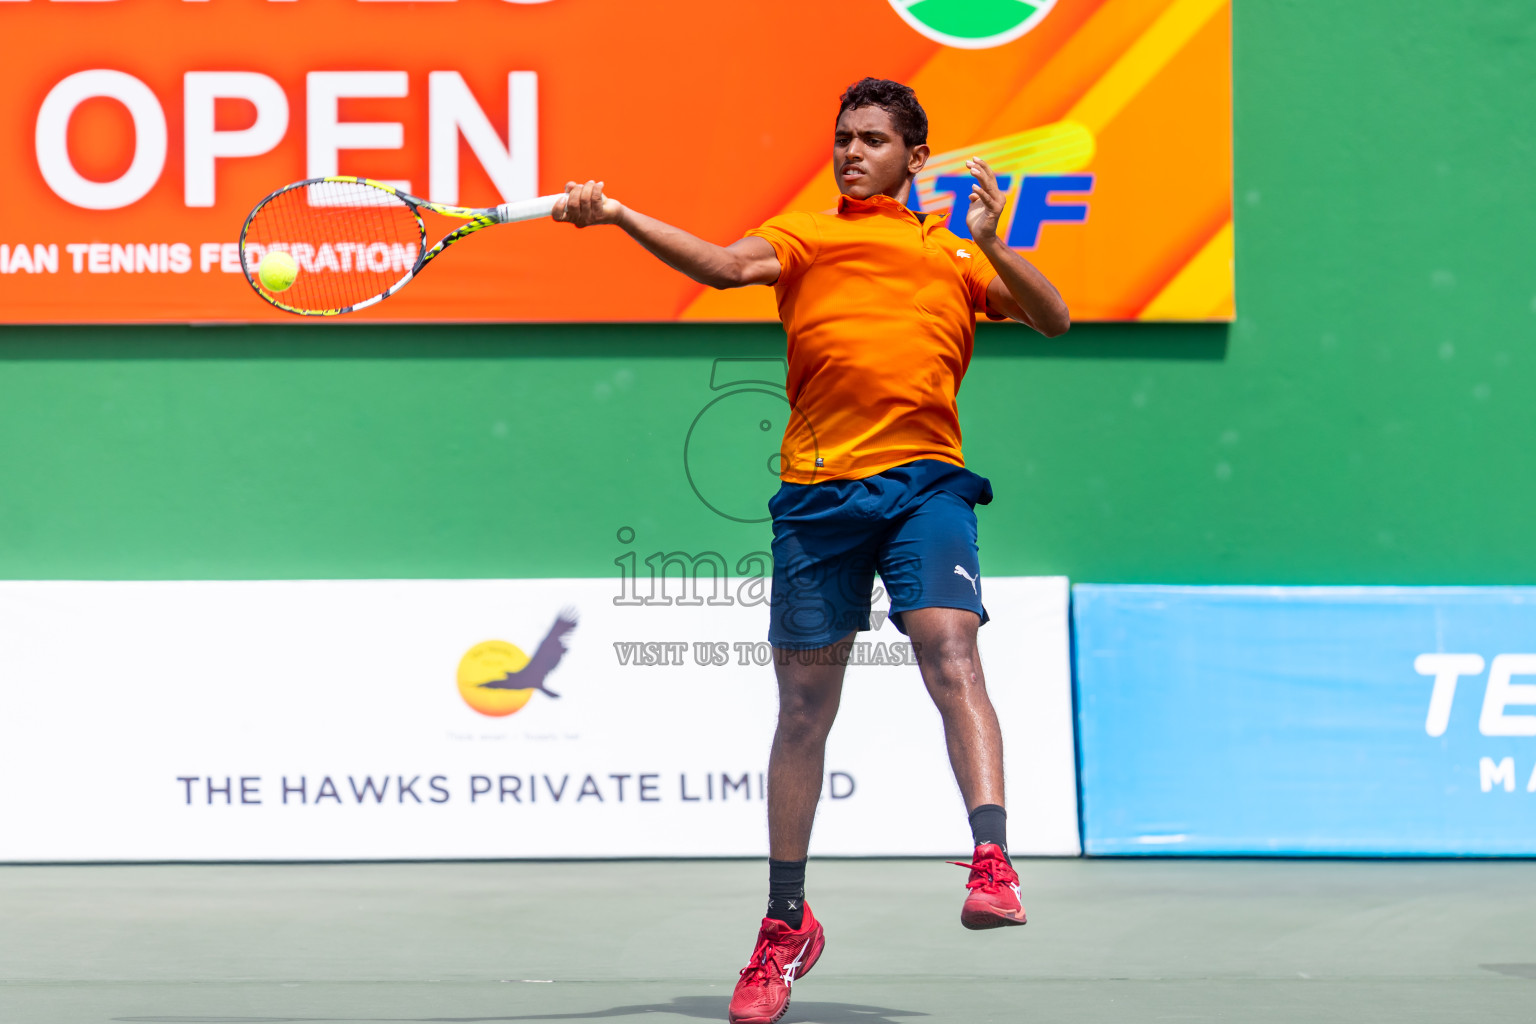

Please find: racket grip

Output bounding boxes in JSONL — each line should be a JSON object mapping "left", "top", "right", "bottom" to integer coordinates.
{"left": 494, "top": 194, "right": 562, "bottom": 223}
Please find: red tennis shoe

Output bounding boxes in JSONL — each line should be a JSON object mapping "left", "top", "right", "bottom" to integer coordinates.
{"left": 727, "top": 903, "right": 826, "bottom": 1024}
{"left": 950, "top": 843, "right": 1027, "bottom": 929}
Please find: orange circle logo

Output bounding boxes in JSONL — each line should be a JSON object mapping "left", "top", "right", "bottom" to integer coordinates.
{"left": 457, "top": 640, "right": 536, "bottom": 717}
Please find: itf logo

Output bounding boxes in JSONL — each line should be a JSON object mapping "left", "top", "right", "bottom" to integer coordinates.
{"left": 457, "top": 609, "right": 578, "bottom": 717}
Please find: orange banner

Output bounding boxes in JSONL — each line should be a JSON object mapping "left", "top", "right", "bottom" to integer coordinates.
{"left": 0, "top": 0, "right": 1230, "bottom": 323}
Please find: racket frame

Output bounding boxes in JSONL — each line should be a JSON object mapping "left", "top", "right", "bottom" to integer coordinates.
{"left": 238, "top": 176, "right": 560, "bottom": 317}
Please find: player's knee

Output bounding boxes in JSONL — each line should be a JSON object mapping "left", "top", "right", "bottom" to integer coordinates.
{"left": 917, "top": 634, "right": 982, "bottom": 695}
{"left": 775, "top": 705, "right": 834, "bottom": 748}
{"left": 775, "top": 689, "right": 837, "bottom": 746}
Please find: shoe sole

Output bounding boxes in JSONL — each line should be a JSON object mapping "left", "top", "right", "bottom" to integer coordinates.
{"left": 961, "top": 906, "right": 1028, "bottom": 930}
{"left": 728, "top": 1007, "right": 790, "bottom": 1024}
{"left": 728, "top": 926, "right": 827, "bottom": 1024}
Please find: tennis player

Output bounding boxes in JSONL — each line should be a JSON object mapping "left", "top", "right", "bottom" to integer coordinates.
{"left": 555, "top": 77, "right": 1069, "bottom": 1024}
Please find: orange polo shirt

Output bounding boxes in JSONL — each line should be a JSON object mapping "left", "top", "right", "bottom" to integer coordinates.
{"left": 747, "top": 193, "right": 1001, "bottom": 484}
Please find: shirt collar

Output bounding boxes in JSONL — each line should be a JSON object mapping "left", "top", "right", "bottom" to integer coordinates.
{"left": 837, "top": 192, "right": 925, "bottom": 224}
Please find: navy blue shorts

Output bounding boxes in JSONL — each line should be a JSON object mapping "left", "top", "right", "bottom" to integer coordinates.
{"left": 768, "top": 459, "right": 993, "bottom": 649}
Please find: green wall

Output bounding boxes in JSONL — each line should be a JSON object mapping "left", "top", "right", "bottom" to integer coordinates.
{"left": 1, "top": 2, "right": 1533, "bottom": 583}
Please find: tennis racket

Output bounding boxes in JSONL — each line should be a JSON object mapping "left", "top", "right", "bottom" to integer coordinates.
{"left": 238, "top": 177, "right": 562, "bottom": 316}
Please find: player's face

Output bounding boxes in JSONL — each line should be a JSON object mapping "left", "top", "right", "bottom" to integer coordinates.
{"left": 833, "top": 106, "right": 928, "bottom": 202}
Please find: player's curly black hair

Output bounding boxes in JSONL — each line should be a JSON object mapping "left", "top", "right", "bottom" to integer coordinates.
{"left": 837, "top": 78, "right": 928, "bottom": 148}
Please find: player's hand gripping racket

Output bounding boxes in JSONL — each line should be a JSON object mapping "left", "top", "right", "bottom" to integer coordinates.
{"left": 238, "top": 177, "right": 562, "bottom": 316}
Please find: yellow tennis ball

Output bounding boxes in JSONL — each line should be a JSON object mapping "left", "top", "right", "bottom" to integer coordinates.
{"left": 258, "top": 250, "right": 298, "bottom": 293}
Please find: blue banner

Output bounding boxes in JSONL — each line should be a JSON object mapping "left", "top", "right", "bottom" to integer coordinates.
{"left": 1074, "top": 586, "right": 1536, "bottom": 855}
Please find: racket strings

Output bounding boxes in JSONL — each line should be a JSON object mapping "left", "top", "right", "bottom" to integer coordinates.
{"left": 243, "top": 180, "right": 424, "bottom": 313}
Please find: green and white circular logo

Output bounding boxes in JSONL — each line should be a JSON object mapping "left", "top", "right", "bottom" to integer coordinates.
{"left": 888, "top": 0, "right": 1057, "bottom": 50}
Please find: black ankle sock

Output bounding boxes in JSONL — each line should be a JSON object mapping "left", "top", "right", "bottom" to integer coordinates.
{"left": 968, "top": 804, "right": 1009, "bottom": 860}
{"left": 766, "top": 858, "right": 806, "bottom": 929}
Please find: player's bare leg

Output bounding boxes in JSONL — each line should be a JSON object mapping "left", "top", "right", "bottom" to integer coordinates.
{"left": 767, "top": 633, "right": 853, "bottom": 860}
{"left": 727, "top": 636, "right": 848, "bottom": 1024}
{"left": 905, "top": 607, "right": 1004, "bottom": 808}
{"left": 905, "top": 606, "right": 1026, "bottom": 929}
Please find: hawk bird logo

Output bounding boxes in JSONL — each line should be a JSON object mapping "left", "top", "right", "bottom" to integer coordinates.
{"left": 476, "top": 608, "right": 578, "bottom": 698}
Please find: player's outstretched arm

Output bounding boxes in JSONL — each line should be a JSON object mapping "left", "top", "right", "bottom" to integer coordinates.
{"left": 554, "top": 180, "right": 780, "bottom": 290}
{"left": 964, "top": 158, "right": 1072, "bottom": 338}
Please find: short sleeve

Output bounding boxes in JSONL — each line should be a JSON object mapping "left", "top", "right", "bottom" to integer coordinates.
{"left": 745, "top": 211, "right": 821, "bottom": 285}
{"left": 961, "top": 241, "right": 1007, "bottom": 320}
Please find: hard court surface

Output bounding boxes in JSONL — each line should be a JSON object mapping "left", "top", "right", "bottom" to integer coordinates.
{"left": 3, "top": 859, "right": 1534, "bottom": 1023}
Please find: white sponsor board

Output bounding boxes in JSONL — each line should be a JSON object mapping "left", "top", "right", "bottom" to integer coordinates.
{"left": 0, "top": 577, "right": 1078, "bottom": 860}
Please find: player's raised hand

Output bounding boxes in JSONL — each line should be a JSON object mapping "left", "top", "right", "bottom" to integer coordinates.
{"left": 554, "top": 180, "right": 624, "bottom": 228}
{"left": 964, "top": 157, "right": 1007, "bottom": 244}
